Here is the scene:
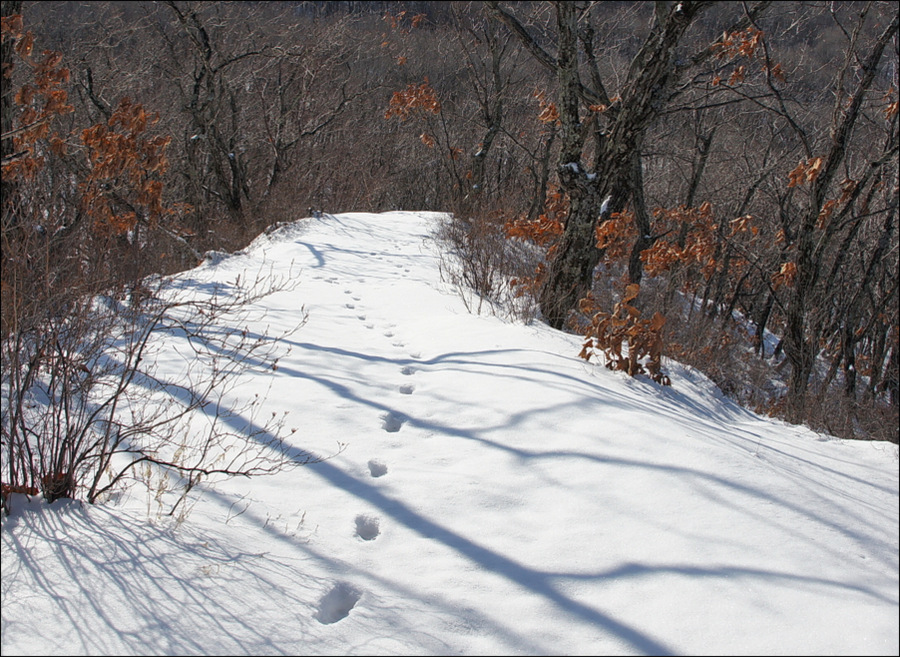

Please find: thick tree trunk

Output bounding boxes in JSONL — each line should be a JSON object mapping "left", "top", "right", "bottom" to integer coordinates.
{"left": 537, "top": 183, "right": 619, "bottom": 328}
{"left": 539, "top": 1, "right": 711, "bottom": 328}
{"left": 488, "top": 1, "right": 783, "bottom": 329}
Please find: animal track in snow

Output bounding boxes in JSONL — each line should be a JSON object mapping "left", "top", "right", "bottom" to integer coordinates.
{"left": 314, "top": 582, "right": 363, "bottom": 624}
{"left": 345, "top": 303, "right": 355, "bottom": 309}
{"left": 381, "top": 412, "right": 405, "bottom": 433}
{"left": 398, "top": 384, "right": 415, "bottom": 395}
{"left": 401, "top": 366, "right": 416, "bottom": 376}
{"left": 355, "top": 514, "right": 381, "bottom": 540}
{"left": 367, "top": 459, "right": 388, "bottom": 477}
{"left": 383, "top": 330, "right": 394, "bottom": 337}
{"left": 357, "top": 314, "right": 367, "bottom": 321}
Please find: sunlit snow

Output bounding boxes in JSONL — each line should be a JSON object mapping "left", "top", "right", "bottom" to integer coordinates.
{"left": 2, "top": 211, "right": 897, "bottom": 656}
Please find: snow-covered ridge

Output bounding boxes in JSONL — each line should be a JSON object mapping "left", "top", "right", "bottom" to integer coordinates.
{"left": 3, "top": 211, "right": 897, "bottom": 656}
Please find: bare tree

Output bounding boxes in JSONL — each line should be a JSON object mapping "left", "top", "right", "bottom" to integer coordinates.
{"left": 486, "top": 1, "right": 776, "bottom": 328}
{"left": 776, "top": 10, "right": 898, "bottom": 421}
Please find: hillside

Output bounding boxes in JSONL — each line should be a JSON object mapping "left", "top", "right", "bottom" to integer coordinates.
{"left": 2, "top": 211, "right": 898, "bottom": 656}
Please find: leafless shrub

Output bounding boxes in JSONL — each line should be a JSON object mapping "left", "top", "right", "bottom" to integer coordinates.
{"left": 435, "top": 212, "right": 541, "bottom": 322}
{"left": 1, "top": 263, "right": 319, "bottom": 517}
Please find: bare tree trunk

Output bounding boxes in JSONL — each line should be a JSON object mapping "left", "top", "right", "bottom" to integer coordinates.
{"left": 490, "top": 1, "right": 715, "bottom": 328}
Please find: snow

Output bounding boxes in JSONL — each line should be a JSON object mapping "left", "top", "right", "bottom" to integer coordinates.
{"left": 600, "top": 194, "right": 612, "bottom": 215}
{"left": 2, "top": 211, "right": 898, "bottom": 656}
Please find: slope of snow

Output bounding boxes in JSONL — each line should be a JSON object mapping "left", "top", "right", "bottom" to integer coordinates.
{"left": 2, "top": 211, "right": 898, "bottom": 656}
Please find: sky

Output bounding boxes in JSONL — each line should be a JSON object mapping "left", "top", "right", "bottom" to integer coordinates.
{"left": 2, "top": 211, "right": 898, "bottom": 656}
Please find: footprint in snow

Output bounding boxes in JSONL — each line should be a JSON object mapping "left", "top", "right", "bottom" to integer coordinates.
{"left": 381, "top": 412, "right": 404, "bottom": 433}
{"left": 355, "top": 514, "right": 381, "bottom": 541}
{"left": 399, "top": 384, "right": 414, "bottom": 395}
{"left": 368, "top": 459, "right": 388, "bottom": 477}
{"left": 314, "top": 582, "right": 363, "bottom": 625}
{"left": 401, "top": 366, "right": 415, "bottom": 376}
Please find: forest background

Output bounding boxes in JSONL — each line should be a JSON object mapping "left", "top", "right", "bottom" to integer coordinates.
{"left": 2, "top": 0, "right": 898, "bottom": 473}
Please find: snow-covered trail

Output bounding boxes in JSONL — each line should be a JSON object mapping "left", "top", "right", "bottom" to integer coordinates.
{"left": 2, "top": 211, "right": 897, "bottom": 656}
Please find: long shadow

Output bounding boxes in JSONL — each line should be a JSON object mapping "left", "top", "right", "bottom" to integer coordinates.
{"left": 11, "top": 480, "right": 891, "bottom": 656}
{"left": 294, "top": 241, "right": 325, "bottom": 268}
{"left": 293, "top": 458, "right": 678, "bottom": 654}
{"left": 201, "top": 396, "right": 897, "bottom": 655}
{"left": 3, "top": 485, "right": 548, "bottom": 654}
{"left": 124, "top": 353, "right": 676, "bottom": 652}
{"left": 548, "top": 561, "right": 897, "bottom": 604}
{"left": 277, "top": 339, "right": 898, "bottom": 495}
{"left": 2, "top": 499, "right": 301, "bottom": 655}
{"left": 87, "top": 280, "right": 897, "bottom": 652}
{"left": 152, "top": 325, "right": 897, "bottom": 570}
{"left": 196, "top": 486, "right": 549, "bottom": 654}
{"left": 116, "top": 304, "right": 899, "bottom": 569}
{"left": 648, "top": 381, "right": 899, "bottom": 497}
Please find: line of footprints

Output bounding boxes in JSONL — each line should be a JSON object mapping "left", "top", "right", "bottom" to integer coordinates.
{"left": 315, "top": 275, "right": 418, "bottom": 625}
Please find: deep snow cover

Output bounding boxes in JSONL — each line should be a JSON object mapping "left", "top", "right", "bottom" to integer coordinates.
{"left": 2, "top": 211, "right": 898, "bottom": 656}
